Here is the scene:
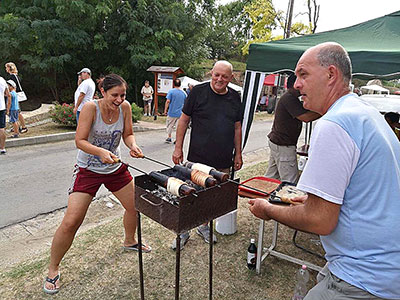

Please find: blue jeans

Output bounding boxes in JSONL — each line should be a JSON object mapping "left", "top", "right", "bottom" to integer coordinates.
{"left": 76, "top": 111, "right": 80, "bottom": 124}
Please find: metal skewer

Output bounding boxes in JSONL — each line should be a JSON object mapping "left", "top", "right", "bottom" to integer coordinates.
{"left": 120, "top": 157, "right": 271, "bottom": 197}
{"left": 227, "top": 179, "right": 270, "bottom": 197}
{"left": 115, "top": 159, "right": 148, "bottom": 175}
{"left": 141, "top": 156, "right": 172, "bottom": 168}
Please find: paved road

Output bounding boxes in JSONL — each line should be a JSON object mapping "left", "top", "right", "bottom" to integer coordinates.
{"left": 0, "top": 120, "right": 272, "bottom": 228}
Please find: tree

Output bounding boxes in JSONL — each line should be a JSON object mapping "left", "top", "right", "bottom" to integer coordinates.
{"left": 242, "top": 0, "right": 320, "bottom": 55}
{"left": 0, "top": 0, "right": 213, "bottom": 104}
{"left": 204, "top": 0, "right": 252, "bottom": 60}
{"left": 0, "top": 0, "right": 91, "bottom": 101}
{"left": 306, "top": 0, "right": 320, "bottom": 33}
{"left": 241, "top": 0, "right": 282, "bottom": 55}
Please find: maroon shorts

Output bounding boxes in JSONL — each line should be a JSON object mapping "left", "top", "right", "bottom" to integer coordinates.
{"left": 68, "top": 164, "right": 133, "bottom": 197}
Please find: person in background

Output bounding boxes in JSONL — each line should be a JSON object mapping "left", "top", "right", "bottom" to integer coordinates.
{"left": 265, "top": 73, "right": 320, "bottom": 183}
{"left": 6, "top": 80, "right": 20, "bottom": 138}
{"left": 384, "top": 112, "right": 400, "bottom": 141}
{"left": 0, "top": 75, "right": 10, "bottom": 154}
{"left": 249, "top": 42, "right": 400, "bottom": 299}
{"left": 5, "top": 62, "right": 28, "bottom": 133}
{"left": 141, "top": 80, "right": 154, "bottom": 116}
{"left": 43, "top": 74, "right": 151, "bottom": 295}
{"left": 186, "top": 83, "right": 194, "bottom": 96}
{"left": 73, "top": 73, "right": 83, "bottom": 122}
{"left": 266, "top": 88, "right": 277, "bottom": 114}
{"left": 73, "top": 67, "right": 95, "bottom": 123}
{"left": 171, "top": 60, "right": 243, "bottom": 250}
{"left": 164, "top": 78, "right": 186, "bottom": 143}
{"left": 257, "top": 93, "right": 268, "bottom": 112}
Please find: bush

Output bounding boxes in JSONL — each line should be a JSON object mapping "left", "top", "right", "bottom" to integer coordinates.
{"left": 131, "top": 102, "right": 143, "bottom": 123}
{"left": 49, "top": 102, "right": 76, "bottom": 127}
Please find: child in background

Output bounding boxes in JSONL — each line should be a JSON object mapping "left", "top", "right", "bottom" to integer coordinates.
{"left": 6, "top": 80, "right": 20, "bottom": 138}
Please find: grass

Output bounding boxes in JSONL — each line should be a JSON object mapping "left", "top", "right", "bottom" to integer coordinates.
{"left": 0, "top": 161, "right": 325, "bottom": 300}
{"left": 10, "top": 122, "right": 74, "bottom": 138}
{"left": 140, "top": 115, "right": 167, "bottom": 124}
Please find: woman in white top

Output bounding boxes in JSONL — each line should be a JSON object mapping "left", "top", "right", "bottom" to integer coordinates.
{"left": 44, "top": 74, "right": 151, "bottom": 294}
{"left": 141, "top": 80, "right": 153, "bottom": 116}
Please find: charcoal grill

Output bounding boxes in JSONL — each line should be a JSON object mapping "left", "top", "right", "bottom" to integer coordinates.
{"left": 134, "top": 168, "right": 239, "bottom": 300}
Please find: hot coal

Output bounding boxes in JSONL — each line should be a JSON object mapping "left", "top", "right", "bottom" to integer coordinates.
{"left": 150, "top": 186, "right": 180, "bottom": 206}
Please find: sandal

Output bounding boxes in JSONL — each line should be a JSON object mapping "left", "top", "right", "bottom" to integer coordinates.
{"left": 123, "top": 243, "right": 152, "bottom": 253}
{"left": 43, "top": 273, "right": 60, "bottom": 294}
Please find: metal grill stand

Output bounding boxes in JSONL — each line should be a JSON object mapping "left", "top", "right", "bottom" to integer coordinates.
{"left": 137, "top": 216, "right": 215, "bottom": 300}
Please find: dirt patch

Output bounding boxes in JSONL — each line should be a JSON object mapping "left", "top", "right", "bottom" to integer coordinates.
{"left": 0, "top": 194, "right": 122, "bottom": 271}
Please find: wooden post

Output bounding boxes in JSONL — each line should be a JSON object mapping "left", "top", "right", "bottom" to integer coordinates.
{"left": 154, "top": 72, "right": 158, "bottom": 116}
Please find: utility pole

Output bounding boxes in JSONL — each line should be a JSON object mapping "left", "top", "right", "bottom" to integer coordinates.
{"left": 284, "top": 0, "right": 295, "bottom": 38}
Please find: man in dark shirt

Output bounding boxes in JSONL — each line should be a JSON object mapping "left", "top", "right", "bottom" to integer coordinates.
{"left": 171, "top": 60, "right": 243, "bottom": 250}
{"left": 266, "top": 73, "right": 319, "bottom": 183}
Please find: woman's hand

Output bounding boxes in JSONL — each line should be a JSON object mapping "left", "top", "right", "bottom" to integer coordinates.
{"left": 130, "top": 144, "right": 144, "bottom": 158}
{"left": 99, "top": 149, "right": 119, "bottom": 164}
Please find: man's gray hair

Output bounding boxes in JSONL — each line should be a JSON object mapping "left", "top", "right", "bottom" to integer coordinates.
{"left": 317, "top": 43, "right": 352, "bottom": 85}
{"left": 212, "top": 60, "right": 233, "bottom": 73}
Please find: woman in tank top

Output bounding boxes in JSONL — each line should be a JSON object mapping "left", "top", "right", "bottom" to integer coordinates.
{"left": 43, "top": 74, "right": 151, "bottom": 295}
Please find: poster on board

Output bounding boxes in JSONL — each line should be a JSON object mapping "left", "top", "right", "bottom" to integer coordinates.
{"left": 157, "top": 73, "right": 173, "bottom": 94}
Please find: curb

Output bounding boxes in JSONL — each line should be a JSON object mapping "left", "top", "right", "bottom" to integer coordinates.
{"left": 5, "top": 125, "right": 165, "bottom": 148}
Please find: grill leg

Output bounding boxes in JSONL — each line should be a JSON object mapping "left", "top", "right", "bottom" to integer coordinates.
{"left": 209, "top": 220, "right": 213, "bottom": 300}
{"left": 175, "top": 234, "right": 181, "bottom": 300}
{"left": 137, "top": 212, "right": 145, "bottom": 300}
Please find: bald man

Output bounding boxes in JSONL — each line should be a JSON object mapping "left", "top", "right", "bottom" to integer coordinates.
{"left": 249, "top": 43, "right": 400, "bottom": 299}
{"left": 171, "top": 60, "right": 243, "bottom": 250}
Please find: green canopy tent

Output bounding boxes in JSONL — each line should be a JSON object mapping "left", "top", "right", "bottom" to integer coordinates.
{"left": 241, "top": 10, "right": 400, "bottom": 147}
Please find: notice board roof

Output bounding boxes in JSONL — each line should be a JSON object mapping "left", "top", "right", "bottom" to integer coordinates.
{"left": 147, "top": 66, "right": 184, "bottom": 74}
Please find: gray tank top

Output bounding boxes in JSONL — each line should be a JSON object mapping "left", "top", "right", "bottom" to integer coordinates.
{"left": 76, "top": 100, "right": 124, "bottom": 174}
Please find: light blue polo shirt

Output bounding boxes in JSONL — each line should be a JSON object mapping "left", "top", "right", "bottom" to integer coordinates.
{"left": 298, "top": 94, "right": 400, "bottom": 298}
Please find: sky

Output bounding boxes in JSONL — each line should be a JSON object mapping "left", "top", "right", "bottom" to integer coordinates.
{"left": 217, "top": 0, "right": 400, "bottom": 33}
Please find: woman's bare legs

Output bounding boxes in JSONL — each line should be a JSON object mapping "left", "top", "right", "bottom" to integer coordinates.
{"left": 112, "top": 181, "right": 138, "bottom": 246}
{"left": 18, "top": 113, "right": 26, "bottom": 129}
{"left": 45, "top": 192, "right": 93, "bottom": 291}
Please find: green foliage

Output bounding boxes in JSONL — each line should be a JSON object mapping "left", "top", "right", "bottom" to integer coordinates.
{"left": 205, "top": 0, "right": 251, "bottom": 60}
{"left": 291, "top": 22, "right": 313, "bottom": 36}
{"left": 242, "top": 0, "right": 318, "bottom": 55}
{"left": 383, "top": 80, "right": 400, "bottom": 88}
{"left": 242, "top": 0, "right": 282, "bottom": 55}
{"left": 0, "top": 0, "right": 214, "bottom": 104}
{"left": 131, "top": 102, "right": 143, "bottom": 123}
{"left": 49, "top": 102, "right": 76, "bottom": 127}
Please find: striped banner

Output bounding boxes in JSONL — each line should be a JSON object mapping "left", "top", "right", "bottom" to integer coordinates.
{"left": 241, "top": 70, "right": 266, "bottom": 149}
